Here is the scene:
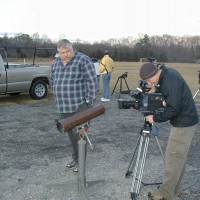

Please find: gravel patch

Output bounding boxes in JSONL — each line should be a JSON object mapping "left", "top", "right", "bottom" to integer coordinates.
{"left": 0, "top": 93, "right": 200, "bottom": 200}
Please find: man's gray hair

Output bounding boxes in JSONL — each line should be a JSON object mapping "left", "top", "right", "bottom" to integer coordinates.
{"left": 57, "top": 39, "right": 73, "bottom": 50}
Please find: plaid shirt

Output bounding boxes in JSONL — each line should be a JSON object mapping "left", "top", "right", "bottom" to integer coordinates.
{"left": 51, "top": 51, "right": 97, "bottom": 113}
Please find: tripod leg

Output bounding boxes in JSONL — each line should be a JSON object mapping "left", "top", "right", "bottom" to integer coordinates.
{"left": 119, "top": 78, "right": 123, "bottom": 98}
{"left": 130, "top": 135, "right": 144, "bottom": 194}
{"left": 123, "top": 77, "right": 130, "bottom": 91}
{"left": 193, "top": 88, "right": 200, "bottom": 99}
{"left": 135, "top": 136, "right": 149, "bottom": 195}
{"left": 111, "top": 78, "right": 120, "bottom": 96}
{"left": 126, "top": 134, "right": 142, "bottom": 178}
{"left": 155, "top": 136, "right": 165, "bottom": 163}
{"left": 130, "top": 134, "right": 150, "bottom": 199}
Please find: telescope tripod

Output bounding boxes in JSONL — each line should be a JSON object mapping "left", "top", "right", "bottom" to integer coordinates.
{"left": 47, "top": 126, "right": 105, "bottom": 200}
{"left": 111, "top": 72, "right": 130, "bottom": 98}
{"left": 125, "top": 121, "right": 165, "bottom": 200}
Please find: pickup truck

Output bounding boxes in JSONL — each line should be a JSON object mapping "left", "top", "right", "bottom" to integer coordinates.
{"left": 0, "top": 54, "right": 51, "bottom": 100}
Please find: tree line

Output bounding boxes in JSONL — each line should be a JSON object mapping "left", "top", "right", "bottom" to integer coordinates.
{"left": 0, "top": 33, "right": 200, "bottom": 63}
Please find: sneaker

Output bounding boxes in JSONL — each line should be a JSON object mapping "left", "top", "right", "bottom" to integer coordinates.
{"left": 101, "top": 97, "right": 110, "bottom": 102}
{"left": 148, "top": 192, "right": 166, "bottom": 200}
{"left": 66, "top": 160, "right": 77, "bottom": 169}
{"left": 73, "top": 165, "right": 79, "bottom": 174}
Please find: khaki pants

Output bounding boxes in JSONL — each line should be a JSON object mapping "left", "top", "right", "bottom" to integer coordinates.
{"left": 157, "top": 124, "right": 197, "bottom": 200}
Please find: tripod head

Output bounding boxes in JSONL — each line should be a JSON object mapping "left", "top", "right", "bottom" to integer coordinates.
{"left": 141, "top": 118, "right": 160, "bottom": 137}
{"left": 139, "top": 119, "right": 152, "bottom": 138}
{"left": 119, "top": 72, "right": 128, "bottom": 79}
{"left": 142, "top": 120, "right": 152, "bottom": 131}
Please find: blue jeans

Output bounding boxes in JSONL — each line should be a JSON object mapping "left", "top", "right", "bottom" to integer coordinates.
{"left": 96, "top": 75, "right": 100, "bottom": 91}
{"left": 102, "top": 73, "right": 111, "bottom": 99}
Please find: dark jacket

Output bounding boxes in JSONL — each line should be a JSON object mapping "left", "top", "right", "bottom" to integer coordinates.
{"left": 153, "top": 65, "right": 198, "bottom": 127}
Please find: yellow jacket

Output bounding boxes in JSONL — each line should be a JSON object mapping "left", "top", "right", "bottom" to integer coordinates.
{"left": 100, "top": 55, "right": 114, "bottom": 73}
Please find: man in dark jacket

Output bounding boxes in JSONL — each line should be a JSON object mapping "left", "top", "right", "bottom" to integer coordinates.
{"left": 139, "top": 63, "right": 198, "bottom": 200}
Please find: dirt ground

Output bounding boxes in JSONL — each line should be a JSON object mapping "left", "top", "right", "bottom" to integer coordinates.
{"left": 0, "top": 93, "right": 200, "bottom": 200}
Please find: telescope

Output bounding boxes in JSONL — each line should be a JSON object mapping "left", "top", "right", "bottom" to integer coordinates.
{"left": 57, "top": 104, "right": 105, "bottom": 133}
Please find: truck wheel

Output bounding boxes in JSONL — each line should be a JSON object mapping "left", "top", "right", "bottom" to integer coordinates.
{"left": 29, "top": 80, "right": 48, "bottom": 100}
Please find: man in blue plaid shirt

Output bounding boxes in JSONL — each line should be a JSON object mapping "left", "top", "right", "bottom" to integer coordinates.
{"left": 51, "top": 39, "right": 97, "bottom": 173}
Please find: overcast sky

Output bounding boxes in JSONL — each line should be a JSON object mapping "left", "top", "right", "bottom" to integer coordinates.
{"left": 1, "top": 0, "right": 200, "bottom": 43}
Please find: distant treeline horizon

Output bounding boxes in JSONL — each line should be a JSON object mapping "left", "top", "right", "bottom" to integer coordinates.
{"left": 1, "top": 33, "right": 200, "bottom": 63}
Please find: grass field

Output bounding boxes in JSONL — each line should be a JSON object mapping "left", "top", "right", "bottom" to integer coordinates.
{"left": 107, "top": 62, "right": 200, "bottom": 99}
{"left": 0, "top": 61, "right": 200, "bottom": 106}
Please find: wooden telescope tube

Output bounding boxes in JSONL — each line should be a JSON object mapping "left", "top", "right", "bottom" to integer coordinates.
{"left": 57, "top": 104, "right": 105, "bottom": 133}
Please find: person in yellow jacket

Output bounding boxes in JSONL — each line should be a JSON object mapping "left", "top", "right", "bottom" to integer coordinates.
{"left": 100, "top": 50, "right": 114, "bottom": 101}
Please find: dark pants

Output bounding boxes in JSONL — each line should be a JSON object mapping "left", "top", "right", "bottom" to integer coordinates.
{"left": 57, "top": 103, "right": 89, "bottom": 163}
{"left": 96, "top": 75, "right": 100, "bottom": 91}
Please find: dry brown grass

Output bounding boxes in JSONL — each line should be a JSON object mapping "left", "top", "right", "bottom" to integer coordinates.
{"left": 108, "top": 62, "right": 199, "bottom": 99}
{"left": 0, "top": 61, "right": 200, "bottom": 106}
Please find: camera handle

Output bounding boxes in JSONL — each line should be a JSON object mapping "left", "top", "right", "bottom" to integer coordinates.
{"left": 76, "top": 123, "right": 94, "bottom": 150}
{"left": 125, "top": 121, "right": 165, "bottom": 200}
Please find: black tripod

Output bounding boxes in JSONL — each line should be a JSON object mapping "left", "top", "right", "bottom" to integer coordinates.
{"left": 125, "top": 120, "right": 165, "bottom": 200}
{"left": 111, "top": 72, "right": 130, "bottom": 98}
{"left": 193, "top": 70, "right": 200, "bottom": 99}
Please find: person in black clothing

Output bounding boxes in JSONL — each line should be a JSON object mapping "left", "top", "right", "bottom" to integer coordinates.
{"left": 139, "top": 63, "right": 198, "bottom": 200}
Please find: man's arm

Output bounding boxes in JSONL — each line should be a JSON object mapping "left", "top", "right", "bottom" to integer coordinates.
{"left": 82, "top": 59, "right": 97, "bottom": 102}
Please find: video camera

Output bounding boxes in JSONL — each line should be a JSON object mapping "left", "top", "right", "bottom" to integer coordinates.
{"left": 118, "top": 80, "right": 165, "bottom": 115}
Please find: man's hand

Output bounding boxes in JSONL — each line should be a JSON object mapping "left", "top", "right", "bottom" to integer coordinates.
{"left": 145, "top": 115, "right": 154, "bottom": 124}
{"left": 85, "top": 99, "right": 93, "bottom": 108}
{"left": 148, "top": 87, "right": 156, "bottom": 94}
{"left": 148, "top": 84, "right": 156, "bottom": 94}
